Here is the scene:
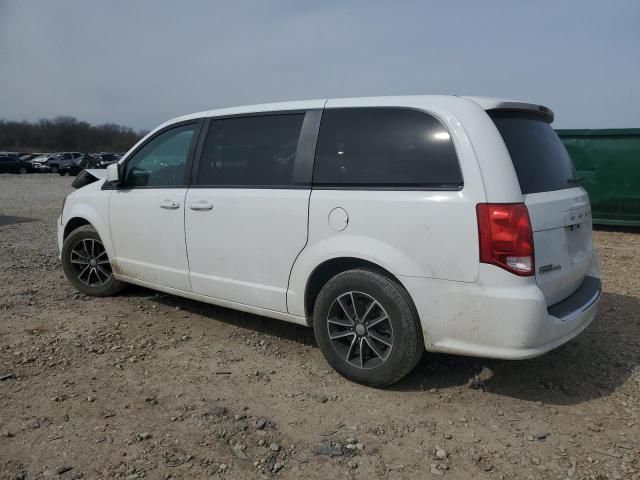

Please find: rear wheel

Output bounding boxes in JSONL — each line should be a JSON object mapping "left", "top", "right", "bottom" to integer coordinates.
{"left": 313, "top": 269, "right": 423, "bottom": 387}
{"left": 61, "top": 225, "right": 124, "bottom": 296}
{"left": 50, "top": 165, "right": 59, "bottom": 173}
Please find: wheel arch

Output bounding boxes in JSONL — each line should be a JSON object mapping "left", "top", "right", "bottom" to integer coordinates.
{"left": 63, "top": 217, "right": 92, "bottom": 240}
{"left": 303, "top": 257, "right": 418, "bottom": 324}
{"left": 61, "top": 196, "right": 115, "bottom": 262}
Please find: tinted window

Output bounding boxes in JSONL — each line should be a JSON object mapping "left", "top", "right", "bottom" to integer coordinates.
{"left": 122, "top": 124, "right": 196, "bottom": 187}
{"left": 489, "top": 111, "right": 577, "bottom": 194}
{"left": 313, "top": 108, "right": 462, "bottom": 188}
{"left": 196, "top": 114, "right": 304, "bottom": 186}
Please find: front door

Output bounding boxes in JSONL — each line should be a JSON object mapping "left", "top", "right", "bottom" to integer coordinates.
{"left": 185, "top": 112, "right": 314, "bottom": 312}
{"left": 109, "top": 121, "right": 200, "bottom": 291}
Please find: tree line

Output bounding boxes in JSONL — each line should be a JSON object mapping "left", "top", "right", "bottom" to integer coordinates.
{"left": 0, "top": 116, "right": 148, "bottom": 153}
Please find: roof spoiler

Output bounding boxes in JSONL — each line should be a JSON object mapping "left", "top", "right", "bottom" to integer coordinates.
{"left": 462, "top": 96, "right": 555, "bottom": 123}
{"left": 487, "top": 101, "right": 554, "bottom": 123}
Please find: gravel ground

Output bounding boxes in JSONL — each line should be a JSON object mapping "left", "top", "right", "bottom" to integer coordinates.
{"left": 1, "top": 174, "right": 639, "bottom": 480}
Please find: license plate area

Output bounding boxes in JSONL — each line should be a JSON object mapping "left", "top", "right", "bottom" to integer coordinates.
{"left": 564, "top": 206, "right": 590, "bottom": 227}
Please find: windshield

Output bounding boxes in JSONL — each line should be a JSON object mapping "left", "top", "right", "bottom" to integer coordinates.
{"left": 489, "top": 111, "right": 578, "bottom": 194}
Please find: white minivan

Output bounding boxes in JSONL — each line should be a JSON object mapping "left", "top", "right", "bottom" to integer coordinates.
{"left": 58, "top": 96, "right": 601, "bottom": 386}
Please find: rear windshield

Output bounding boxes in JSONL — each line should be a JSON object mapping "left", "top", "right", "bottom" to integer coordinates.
{"left": 489, "top": 111, "right": 578, "bottom": 194}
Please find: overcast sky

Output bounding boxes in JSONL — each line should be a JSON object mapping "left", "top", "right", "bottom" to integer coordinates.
{"left": 1, "top": 0, "right": 638, "bottom": 130}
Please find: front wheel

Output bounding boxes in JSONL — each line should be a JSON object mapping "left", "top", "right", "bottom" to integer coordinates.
{"left": 61, "top": 225, "right": 125, "bottom": 296}
{"left": 50, "top": 166, "right": 59, "bottom": 173}
{"left": 59, "top": 170, "right": 66, "bottom": 176}
{"left": 18, "top": 166, "right": 27, "bottom": 174}
{"left": 313, "top": 269, "right": 424, "bottom": 387}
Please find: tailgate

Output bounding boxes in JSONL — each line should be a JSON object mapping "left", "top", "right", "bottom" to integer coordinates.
{"left": 526, "top": 188, "right": 594, "bottom": 305}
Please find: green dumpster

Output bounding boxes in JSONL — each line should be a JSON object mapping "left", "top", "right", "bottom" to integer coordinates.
{"left": 556, "top": 129, "right": 640, "bottom": 227}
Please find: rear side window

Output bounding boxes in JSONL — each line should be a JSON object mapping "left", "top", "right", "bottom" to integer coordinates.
{"left": 313, "top": 108, "right": 462, "bottom": 188}
{"left": 489, "top": 111, "right": 578, "bottom": 194}
{"left": 196, "top": 114, "right": 304, "bottom": 187}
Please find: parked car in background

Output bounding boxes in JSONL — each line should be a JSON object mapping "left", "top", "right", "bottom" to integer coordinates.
{"left": 47, "top": 152, "right": 83, "bottom": 173}
{"left": 26, "top": 154, "right": 52, "bottom": 172}
{"left": 59, "top": 154, "right": 99, "bottom": 176}
{"left": 0, "top": 153, "right": 28, "bottom": 174}
{"left": 95, "top": 153, "right": 121, "bottom": 168}
{"left": 58, "top": 95, "right": 601, "bottom": 387}
{"left": 19, "top": 153, "right": 40, "bottom": 163}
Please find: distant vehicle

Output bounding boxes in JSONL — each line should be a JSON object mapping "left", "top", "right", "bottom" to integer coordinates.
{"left": 19, "top": 153, "right": 40, "bottom": 163}
{"left": 47, "top": 152, "right": 83, "bottom": 173}
{"left": 95, "top": 153, "right": 121, "bottom": 168}
{"left": 58, "top": 95, "right": 601, "bottom": 387}
{"left": 26, "top": 154, "right": 53, "bottom": 172}
{"left": 0, "top": 153, "right": 28, "bottom": 174}
{"left": 59, "top": 155, "right": 99, "bottom": 176}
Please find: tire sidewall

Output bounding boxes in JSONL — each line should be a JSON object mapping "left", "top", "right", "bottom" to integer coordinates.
{"left": 313, "top": 270, "right": 422, "bottom": 387}
{"left": 61, "top": 225, "right": 122, "bottom": 296}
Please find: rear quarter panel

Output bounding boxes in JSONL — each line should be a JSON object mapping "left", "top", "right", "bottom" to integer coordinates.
{"left": 287, "top": 96, "right": 505, "bottom": 317}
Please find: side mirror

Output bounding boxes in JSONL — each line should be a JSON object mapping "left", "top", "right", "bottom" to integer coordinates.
{"left": 106, "top": 163, "right": 120, "bottom": 185}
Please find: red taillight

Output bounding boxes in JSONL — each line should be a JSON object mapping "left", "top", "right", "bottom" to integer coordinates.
{"left": 476, "top": 203, "right": 534, "bottom": 276}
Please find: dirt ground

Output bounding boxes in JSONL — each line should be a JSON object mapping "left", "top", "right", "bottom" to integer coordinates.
{"left": 1, "top": 174, "right": 638, "bottom": 480}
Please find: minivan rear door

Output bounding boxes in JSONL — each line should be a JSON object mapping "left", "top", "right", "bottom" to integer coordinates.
{"left": 489, "top": 111, "right": 594, "bottom": 306}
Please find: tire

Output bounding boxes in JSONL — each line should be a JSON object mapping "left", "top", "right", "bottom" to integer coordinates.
{"left": 61, "top": 225, "right": 125, "bottom": 296}
{"left": 59, "top": 170, "right": 66, "bottom": 176}
{"left": 313, "top": 269, "right": 424, "bottom": 387}
{"left": 50, "top": 166, "right": 59, "bottom": 173}
{"left": 18, "top": 167, "right": 27, "bottom": 174}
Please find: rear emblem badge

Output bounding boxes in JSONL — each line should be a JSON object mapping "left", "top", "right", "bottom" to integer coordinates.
{"left": 539, "top": 264, "right": 562, "bottom": 274}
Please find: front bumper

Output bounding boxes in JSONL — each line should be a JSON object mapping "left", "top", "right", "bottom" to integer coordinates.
{"left": 57, "top": 216, "right": 64, "bottom": 259}
{"left": 401, "top": 254, "right": 601, "bottom": 360}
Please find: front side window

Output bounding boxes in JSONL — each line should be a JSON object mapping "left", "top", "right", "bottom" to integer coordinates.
{"left": 196, "top": 114, "right": 304, "bottom": 187}
{"left": 122, "top": 124, "right": 196, "bottom": 187}
{"left": 313, "top": 108, "right": 462, "bottom": 188}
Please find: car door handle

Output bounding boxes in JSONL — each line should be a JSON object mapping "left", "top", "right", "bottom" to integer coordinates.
{"left": 159, "top": 199, "right": 181, "bottom": 210}
{"left": 190, "top": 200, "right": 213, "bottom": 211}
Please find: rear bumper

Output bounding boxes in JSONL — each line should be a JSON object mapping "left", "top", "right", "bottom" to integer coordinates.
{"left": 401, "top": 254, "right": 601, "bottom": 360}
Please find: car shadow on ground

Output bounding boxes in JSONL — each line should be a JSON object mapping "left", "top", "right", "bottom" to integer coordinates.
{"left": 131, "top": 287, "right": 317, "bottom": 347}
{"left": 133, "top": 287, "right": 637, "bottom": 406}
